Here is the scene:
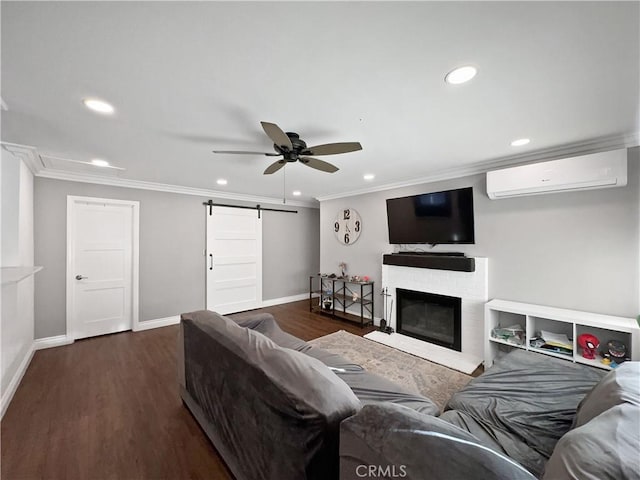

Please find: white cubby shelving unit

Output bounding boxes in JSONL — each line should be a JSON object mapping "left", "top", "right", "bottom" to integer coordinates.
{"left": 485, "top": 299, "right": 639, "bottom": 371}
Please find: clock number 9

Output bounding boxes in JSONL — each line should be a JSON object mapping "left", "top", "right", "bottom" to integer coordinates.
{"left": 344, "top": 233, "right": 350, "bottom": 244}
{"left": 355, "top": 220, "right": 360, "bottom": 232}
{"left": 334, "top": 222, "right": 340, "bottom": 232}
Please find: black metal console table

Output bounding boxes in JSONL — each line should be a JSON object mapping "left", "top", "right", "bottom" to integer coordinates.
{"left": 309, "top": 275, "right": 374, "bottom": 327}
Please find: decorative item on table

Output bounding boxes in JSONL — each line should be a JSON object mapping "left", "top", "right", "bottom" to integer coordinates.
{"left": 577, "top": 333, "right": 600, "bottom": 359}
{"left": 323, "top": 289, "right": 333, "bottom": 310}
{"left": 491, "top": 324, "right": 525, "bottom": 346}
{"left": 362, "top": 275, "right": 370, "bottom": 282}
{"left": 338, "top": 261, "right": 347, "bottom": 279}
{"left": 350, "top": 275, "right": 362, "bottom": 282}
{"left": 601, "top": 339, "right": 629, "bottom": 367}
{"left": 352, "top": 292, "right": 360, "bottom": 302}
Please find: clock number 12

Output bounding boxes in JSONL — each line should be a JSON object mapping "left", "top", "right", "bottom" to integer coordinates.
{"left": 343, "top": 209, "right": 350, "bottom": 220}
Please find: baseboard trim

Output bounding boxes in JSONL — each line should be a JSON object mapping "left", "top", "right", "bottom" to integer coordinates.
{"left": 33, "top": 335, "right": 74, "bottom": 350}
{"left": 134, "top": 315, "right": 181, "bottom": 332}
{"left": 262, "top": 293, "right": 315, "bottom": 308}
{"left": 1, "top": 344, "right": 35, "bottom": 419}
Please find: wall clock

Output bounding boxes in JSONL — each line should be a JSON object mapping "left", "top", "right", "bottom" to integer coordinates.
{"left": 334, "top": 208, "right": 362, "bottom": 245}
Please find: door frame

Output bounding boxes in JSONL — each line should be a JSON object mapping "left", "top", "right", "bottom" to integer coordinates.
{"left": 66, "top": 195, "right": 140, "bottom": 339}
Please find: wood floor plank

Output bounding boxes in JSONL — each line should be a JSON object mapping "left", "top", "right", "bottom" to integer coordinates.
{"left": 1, "top": 300, "right": 374, "bottom": 479}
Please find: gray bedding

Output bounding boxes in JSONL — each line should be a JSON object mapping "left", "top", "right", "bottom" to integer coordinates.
{"left": 444, "top": 349, "right": 605, "bottom": 477}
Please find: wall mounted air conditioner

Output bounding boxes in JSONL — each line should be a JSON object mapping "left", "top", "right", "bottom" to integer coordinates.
{"left": 486, "top": 148, "right": 628, "bottom": 199}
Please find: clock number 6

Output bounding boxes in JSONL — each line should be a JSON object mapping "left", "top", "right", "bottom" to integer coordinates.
{"left": 344, "top": 233, "right": 350, "bottom": 244}
{"left": 334, "top": 222, "right": 340, "bottom": 232}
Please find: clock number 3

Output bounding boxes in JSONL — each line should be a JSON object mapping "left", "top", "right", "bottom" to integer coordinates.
{"left": 355, "top": 220, "right": 360, "bottom": 232}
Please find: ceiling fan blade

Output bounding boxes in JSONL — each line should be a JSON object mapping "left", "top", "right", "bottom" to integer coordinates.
{"left": 299, "top": 157, "right": 339, "bottom": 173}
{"left": 263, "top": 160, "right": 287, "bottom": 175}
{"left": 261, "top": 122, "right": 293, "bottom": 150}
{"left": 305, "top": 142, "right": 362, "bottom": 156}
{"left": 213, "top": 150, "right": 280, "bottom": 156}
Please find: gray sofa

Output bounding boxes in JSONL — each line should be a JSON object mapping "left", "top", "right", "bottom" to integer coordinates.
{"left": 178, "top": 310, "right": 439, "bottom": 480}
{"left": 341, "top": 350, "right": 640, "bottom": 480}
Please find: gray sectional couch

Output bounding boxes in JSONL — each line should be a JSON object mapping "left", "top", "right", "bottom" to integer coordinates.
{"left": 178, "top": 310, "right": 438, "bottom": 480}
{"left": 178, "top": 310, "right": 640, "bottom": 480}
{"left": 341, "top": 351, "right": 640, "bottom": 480}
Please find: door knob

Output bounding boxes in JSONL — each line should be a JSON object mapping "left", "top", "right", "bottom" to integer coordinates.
{"left": 75, "top": 275, "right": 88, "bottom": 280}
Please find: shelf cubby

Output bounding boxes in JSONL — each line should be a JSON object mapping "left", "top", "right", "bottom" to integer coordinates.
{"left": 485, "top": 299, "right": 639, "bottom": 371}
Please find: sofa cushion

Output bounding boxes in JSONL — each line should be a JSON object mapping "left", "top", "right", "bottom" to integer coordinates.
{"left": 543, "top": 402, "right": 640, "bottom": 480}
{"left": 573, "top": 361, "right": 640, "bottom": 428}
{"left": 445, "top": 349, "right": 604, "bottom": 474}
{"left": 234, "top": 313, "right": 440, "bottom": 416}
{"left": 232, "top": 311, "right": 309, "bottom": 351}
{"left": 340, "top": 403, "right": 536, "bottom": 480}
{"left": 439, "top": 409, "right": 547, "bottom": 477}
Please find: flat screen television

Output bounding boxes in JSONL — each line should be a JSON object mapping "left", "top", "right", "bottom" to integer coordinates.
{"left": 386, "top": 187, "right": 475, "bottom": 244}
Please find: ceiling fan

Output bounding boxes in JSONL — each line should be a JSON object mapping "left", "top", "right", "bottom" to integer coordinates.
{"left": 213, "top": 121, "right": 362, "bottom": 174}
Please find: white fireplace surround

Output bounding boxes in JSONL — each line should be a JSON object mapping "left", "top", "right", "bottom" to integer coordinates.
{"left": 377, "top": 258, "right": 488, "bottom": 371}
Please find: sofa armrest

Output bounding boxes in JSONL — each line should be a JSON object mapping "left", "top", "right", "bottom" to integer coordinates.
{"left": 232, "top": 311, "right": 277, "bottom": 329}
{"left": 340, "top": 403, "right": 536, "bottom": 480}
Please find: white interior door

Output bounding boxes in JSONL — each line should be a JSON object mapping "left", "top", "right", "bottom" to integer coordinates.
{"left": 67, "top": 196, "right": 139, "bottom": 339}
{"left": 206, "top": 206, "right": 262, "bottom": 314}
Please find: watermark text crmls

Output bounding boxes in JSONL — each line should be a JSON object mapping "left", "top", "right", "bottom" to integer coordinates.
{"left": 356, "top": 464, "right": 408, "bottom": 478}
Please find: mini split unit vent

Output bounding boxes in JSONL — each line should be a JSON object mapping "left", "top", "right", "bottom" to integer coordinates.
{"left": 486, "top": 148, "right": 628, "bottom": 199}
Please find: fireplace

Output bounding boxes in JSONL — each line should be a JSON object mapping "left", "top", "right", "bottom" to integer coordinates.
{"left": 396, "top": 288, "right": 462, "bottom": 351}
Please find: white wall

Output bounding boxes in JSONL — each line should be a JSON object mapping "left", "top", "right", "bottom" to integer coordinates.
{"left": 1, "top": 150, "right": 36, "bottom": 417}
{"left": 320, "top": 148, "right": 639, "bottom": 319}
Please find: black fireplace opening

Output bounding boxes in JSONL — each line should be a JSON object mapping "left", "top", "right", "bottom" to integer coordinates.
{"left": 396, "top": 288, "right": 462, "bottom": 351}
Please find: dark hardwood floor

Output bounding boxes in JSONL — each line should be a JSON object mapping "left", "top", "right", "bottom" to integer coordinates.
{"left": 1, "top": 300, "right": 374, "bottom": 480}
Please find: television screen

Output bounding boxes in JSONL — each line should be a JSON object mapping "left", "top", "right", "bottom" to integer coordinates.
{"left": 386, "top": 187, "right": 475, "bottom": 244}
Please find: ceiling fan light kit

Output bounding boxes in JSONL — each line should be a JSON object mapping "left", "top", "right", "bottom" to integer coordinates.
{"left": 213, "top": 121, "right": 362, "bottom": 175}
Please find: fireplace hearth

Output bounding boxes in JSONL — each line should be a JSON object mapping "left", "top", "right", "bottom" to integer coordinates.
{"left": 396, "top": 288, "right": 462, "bottom": 351}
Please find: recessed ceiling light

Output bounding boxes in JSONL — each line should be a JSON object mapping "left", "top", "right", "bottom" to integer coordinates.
{"left": 511, "top": 138, "right": 531, "bottom": 147}
{"left": 444, "top": 65, "right": 477, "bottom": 85}
{"left": 216, "top": 178, "right": 228, "bottom": 186}
{"left": 363, "top": 173, "right": 375, "bottom": 181}
{"left": 82, "top": 98, "right": 114, "bottom": 114}
{"left": 292, "top": 190, "right": 302, "bottom": 196}
{"left": 90, "top": 159, "right": 110, "bottom": 167}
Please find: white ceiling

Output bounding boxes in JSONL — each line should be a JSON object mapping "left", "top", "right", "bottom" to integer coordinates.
{"left": 2, "top": 1, "right": 639, "bottom": 205}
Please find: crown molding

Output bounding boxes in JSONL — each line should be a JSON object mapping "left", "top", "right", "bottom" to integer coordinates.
{"left": 0, "top": 142, "right": 42, "bottom": 175}
{"left": 35, "top": 168, "right": 319, "bottom": 208}
{"left": 315, "top": 132, "right": 639, "bottom": 202}
{"left": 0, "top": 140, "right": 317, "bottom": 207}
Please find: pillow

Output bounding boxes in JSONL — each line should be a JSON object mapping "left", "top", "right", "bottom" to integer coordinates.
{"left": 543, "top": 403, "right": 640, "bottom": 480}
{"left": 574, "top": 361, "right": 640, "bottom": 428}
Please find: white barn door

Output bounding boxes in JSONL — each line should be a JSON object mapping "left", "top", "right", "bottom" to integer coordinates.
{"left": 206, "top": 206, "right": 262, "bottom": 314}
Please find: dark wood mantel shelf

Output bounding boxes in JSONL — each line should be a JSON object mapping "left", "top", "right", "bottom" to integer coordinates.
{"left": 382, "top": 253, "right": 476, "bottom": 272}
